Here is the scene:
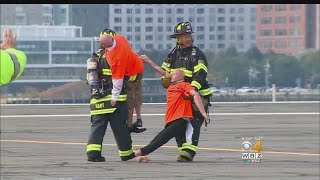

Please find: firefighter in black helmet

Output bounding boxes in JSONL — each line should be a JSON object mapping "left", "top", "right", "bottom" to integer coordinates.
{"left": 161, "top": 22, "right": 212, "bottom": 162}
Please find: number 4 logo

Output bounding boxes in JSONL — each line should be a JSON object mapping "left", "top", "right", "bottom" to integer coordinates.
{"left": 252, "top": 140, "right": 262, "bottom": 152}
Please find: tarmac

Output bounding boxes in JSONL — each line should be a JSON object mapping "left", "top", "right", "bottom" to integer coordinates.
{"left": 0, "top": 102, "right": 319, "bottom": 180}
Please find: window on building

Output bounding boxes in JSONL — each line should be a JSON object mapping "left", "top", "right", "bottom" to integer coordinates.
{"left": 197, "top": 17, "right": 205, "bottom": 23}
{"left": 209, "top": 43, "right": 215, "bottom": 48}
{"left": 166, "top": 26, "right": 171, "bottom": 32}
{"left": 218, "top": 43, "right": 225, "bottom": 49}
{"left": 250, "top": 16, "right": 256, "bottom": 22}
{"left": 230, "top": 8, "right": 235, "bottom": 14}
{"left": 158, "top": 9, "right": 163, "bottom": 14}
{"left": 127, "top": 26, "right": 132, "bottom": 32}
{"left": 250, "top": 8, "right": 256, "bottom": 13}
{"left": 127, "top": 17, "right": 132, "bottom": 23}
{"left": 290, "top": 16, "right": 300, "bottom": 23}
{"left": 158, "top": 17, "right": 163, "bottom": 23}
{"left": 275, "top": 4, "right": 286, "bottom": 11}
{"left": 274, "top": 41, "right": 286, "bottom": 48}
{"left": 146, "top": 17, "right": 153, "bottom": 23}
{"left": 238, "top": 8, "right": 244, "bottom": 13}
{"left": 197, "top": 34, "right": 204, "bottom": 40}
{"left": 217, "top": 8, "right": 225, "bottom": 14}
{"left": 127, "top": 35, "right": 132, "bottom": 41}
{"left": 157, "top": 35, "right": 163, "bottom": 41}
{"left": 250, "top": 34, "right": 256, "bottom": 40}
{"left": 218, "top": 17, "right": 225, "bottom": 23}
{"left": 135, "top": 9, "right": 140, "bottom": 14}
{"left": 158, "top": 26, "right": 163, "bottom": 32}
{"left": 218, "top": 26, "right": 225, "bottom": 31}
{"left": 250, "top": 25, "right": 256, "bottom": 31}
{"left": 135, "top": 35, "right": 141, "bottom": 41}
{"left": 146, "top": 8, "right": 153, "bottom": 14}
{"left": 209, "top": 34, "right": 215, "bottom": 40}
{"left": 114, "top": 17, "right": 121, "bottom": 23}
{"left": 210, "top": 8, "right": 215, "bottom": 13}
{"left": 261, "top": 17, "right": 272, "bottom": 24}
{"left": 135, "top": 17, "right": 141, "bottom": 23}
{"left": 127, "top": 8, "right": 132, "bottom": 14}
{"left": 209, "top": 26, "right": 215, "bottom": 31}
{"left": 136, "top": 44, "right": 141, "bottom": 49}
{"left": 197, "top": 26, "right": 205, "bottom": 32}
{"left": 189, "top": 8, "right": 195, "bottom": 14}
{"left": 230, "top": 26, "right": 235, "bottom": 31}
{"left": 114, "top": 8, "right": 121, "bottom": 14}
{"left": 218, "top": 35, "right": 225, "bottom": 40}
{"left": 290, "top": 4, "right": 301, "bottom": 11}
{"left": 230, "top": 17, "right": 235, "bottom": 23}
{"left": 146, "top": 44, "right": 153, "bottom": 49}
{"left": 238, "top": 34, "right": 244, "bottom": 40}
{"left": 198, "top": 44, "right": 205, "bottom": 49}
{"left": 261, "top": 29, "right": 272, "bottom": 36}
{"left": 237, "top": 26, "right": 244, "bottom": 31}
{"left": 197, "top": 8, "right": 205, "bottom": 14}
{"left": 261, "top": 5, "right": 272, "bottom": 12}
{"left": 166, "top": 8, "right": 172, "bottom": 14}
{"left": 261, "top": 41, "right": 272, "bottom": 49}
{"left": 166, "top": 17, "right": 172, "bottom": 23}
{"left": 114, "top": 26, "right": 122, "bottom": 32}
{"left": 289, "top": 29, "right": 300, "bottom": 35}
{"left": 177, "top": 17, "right": 184, "bottom": 22}
{"left": 289, "top": 40, "right": 300, "bottom": 47}
{"left": 166, "top": 44, "right": 172, "bottom": 49}
{"left": 177, "top": 8, "right": 184, "bottom": 14}
{"left": 146, "top": 35, "right": 153, "bottom": 41}
{"left": 158, "top": 44, "right": 163, "bottom": 50}
{"left": 275, "top": 16, "right": 286, "bottom": 24}
{"left": 146, "top": 26, "right": 153, "bottom": 32}
{"left": 238, "top": 16, "right": 244, "bottom": 22}
{"left": 275, "top": 29, "right": 287, "bottom": 36}
{"left": 135, "top": 26, "right": 141, "bottom": 32}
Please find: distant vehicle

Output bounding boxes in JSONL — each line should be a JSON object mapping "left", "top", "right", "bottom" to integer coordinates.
{"left": 278, "top": 87, "right": 295, "bottom": 93}
{"left": 235, "top": 87, "right": 258, "bottom": 93}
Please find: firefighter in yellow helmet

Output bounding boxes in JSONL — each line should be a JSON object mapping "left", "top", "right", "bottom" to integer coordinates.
{"left": 1, "top": 28, "right": 27, "bottom": 86}
{"left": 86, "top": 28, "right": 142, "bottom": 162}
{"left": 160, "top": 22, "right": 212, "bottom": 162}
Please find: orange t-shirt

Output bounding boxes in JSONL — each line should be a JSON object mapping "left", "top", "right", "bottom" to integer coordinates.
{"left": 105, "top": 34, "right": 144, "bottom": 79}
{"left": 165, "top": 81, "right": 195, "bottom": 124}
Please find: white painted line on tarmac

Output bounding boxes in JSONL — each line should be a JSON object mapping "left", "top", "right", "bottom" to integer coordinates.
{"left": 1, "top": 112, "right": 319, "bottom": 118}
{"left": 1, "top": 101, "right": 319, "bottom": 106}
{"left": 1, "top": 139, "right": 319, "bottom": 157}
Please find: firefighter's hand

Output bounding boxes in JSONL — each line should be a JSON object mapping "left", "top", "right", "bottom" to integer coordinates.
{"left": 201, "top": 111, "right": 210, "bottom": 124}
{"left": 140, "top": 55, "right": 152, "bottom": 64}
{"left": 1, "top": 28, "right": 16, "bottom": 50}
{"left": 111, "top": 100, "right": 116, "bottom": 106}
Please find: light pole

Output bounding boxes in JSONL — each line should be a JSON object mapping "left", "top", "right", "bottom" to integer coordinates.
{"left": 264, "top": 59, "right": 270, "bottom": 89}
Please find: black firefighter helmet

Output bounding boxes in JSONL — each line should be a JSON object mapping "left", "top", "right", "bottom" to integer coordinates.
{"left": 99, "top": 28, "right": 116, "bottom": 38}
{"left": 170, "top": 22, "right": 194, "bottom": 38}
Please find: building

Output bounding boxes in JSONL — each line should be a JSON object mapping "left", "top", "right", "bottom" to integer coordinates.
{"left": 0, "top": 4, "right": 53, "bottom": 25}
{"left": 52, "top": 4, "right": 70, "bottom": 26}
{"left": 256, "top": 4, "right": 318, "bottom": 55}
{"left": 108, "top": 4, "right": 256, "bottom": 52}
{"left": 0, "top": 25, "right": 94, "bottom": 93}
{"left": 316, "top": 4, "right": 320, "bottom": 50}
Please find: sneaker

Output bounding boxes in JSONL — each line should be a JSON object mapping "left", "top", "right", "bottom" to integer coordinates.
{"left": 87, "top": 156, "right": 105, "bottom": 162}
{"left": 137, "top": 156, "right": 150, "bottom": 163}
{"left": 177, "top": 151, "right": 193, "bottom": 162}
{"left": 130, "top": 126, "right": 146, "bottom": 133}
{"left": 133, "top": 119, "right": 143, "bottom": 127}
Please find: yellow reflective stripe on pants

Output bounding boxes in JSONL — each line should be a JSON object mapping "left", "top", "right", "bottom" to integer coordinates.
{"left": 199, "top": 88, "right": 212, "bottom": 96}
{"left": 170, "top": 68, "right": 192, "bottom": 77}
{"left": 128, "top": 74, "right": 137, "bottom": 82}
{"left": 102, "top": 69, "right": 111, "bottom": 75}
{"left": 90, "top": 94, "right": 127, "bottom": 104}
{"left": 90, "top": 108, "right": 117, "bottom": 115}
{"left": 118, "top": 148, "right": 134, "bottom": 157}
{"left": 178, "top": 143, "right": 198, "bottom": 152}
{"left": 194, "top": 63, "right": 208, "bottom": 73}
{"left": 87, "top": 144, "right": 102, "bottom": 152}
{"left": 161, "top": 62, "right": 170, "bottom": 72}
{"left": 191, "top": 80, "right": 201, "bottom": 90}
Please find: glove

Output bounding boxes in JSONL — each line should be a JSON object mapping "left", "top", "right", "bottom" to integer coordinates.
{"left": 161, "top": 78, "right": 171, "bottom": 89}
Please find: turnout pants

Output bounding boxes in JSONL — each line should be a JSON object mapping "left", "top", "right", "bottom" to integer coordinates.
{"left": 176, "top": 96, "right": 210, "bottom": 159}
{"left": 86, "top": 102, "right": 135, "bottom": 161}
{"left": 140, "top": 118, "right": 188, "bottom": 156}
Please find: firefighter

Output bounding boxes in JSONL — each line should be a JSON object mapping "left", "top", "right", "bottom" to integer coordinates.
{"left": 133, "top": 66, "right": 209, "bottom": 162}
{"left": 160, "top": 22, "right": 212, "bottom": 162}
{"left": 99, "top": 32, "right": 146, "bottom": 133}
{"left": 1, "top": 28, "right": 27, "bottom": 86}
{"left": 86, "top": 29, "right": 137, "bottom": 162}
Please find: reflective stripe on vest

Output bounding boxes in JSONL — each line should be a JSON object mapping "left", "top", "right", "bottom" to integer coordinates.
{"left": 90, "top": 108, "right": 117, "bottom": 115}
{"left": 199, "top": 88, "right": 212, "bottom": 96}
{"left": 7, "top": 51, "right": 20, "bottom": 81}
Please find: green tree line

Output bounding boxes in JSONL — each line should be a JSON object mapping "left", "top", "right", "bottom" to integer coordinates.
{"left": 139, "top": 47, "right": 320, "bottom": 89}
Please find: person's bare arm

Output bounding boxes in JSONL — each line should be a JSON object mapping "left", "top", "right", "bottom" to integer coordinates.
{"left": 140, "top": 54, "right": 171, "bottom": 78}
{"left": 190, "top": 89, "right": 209, "bottom": 123}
